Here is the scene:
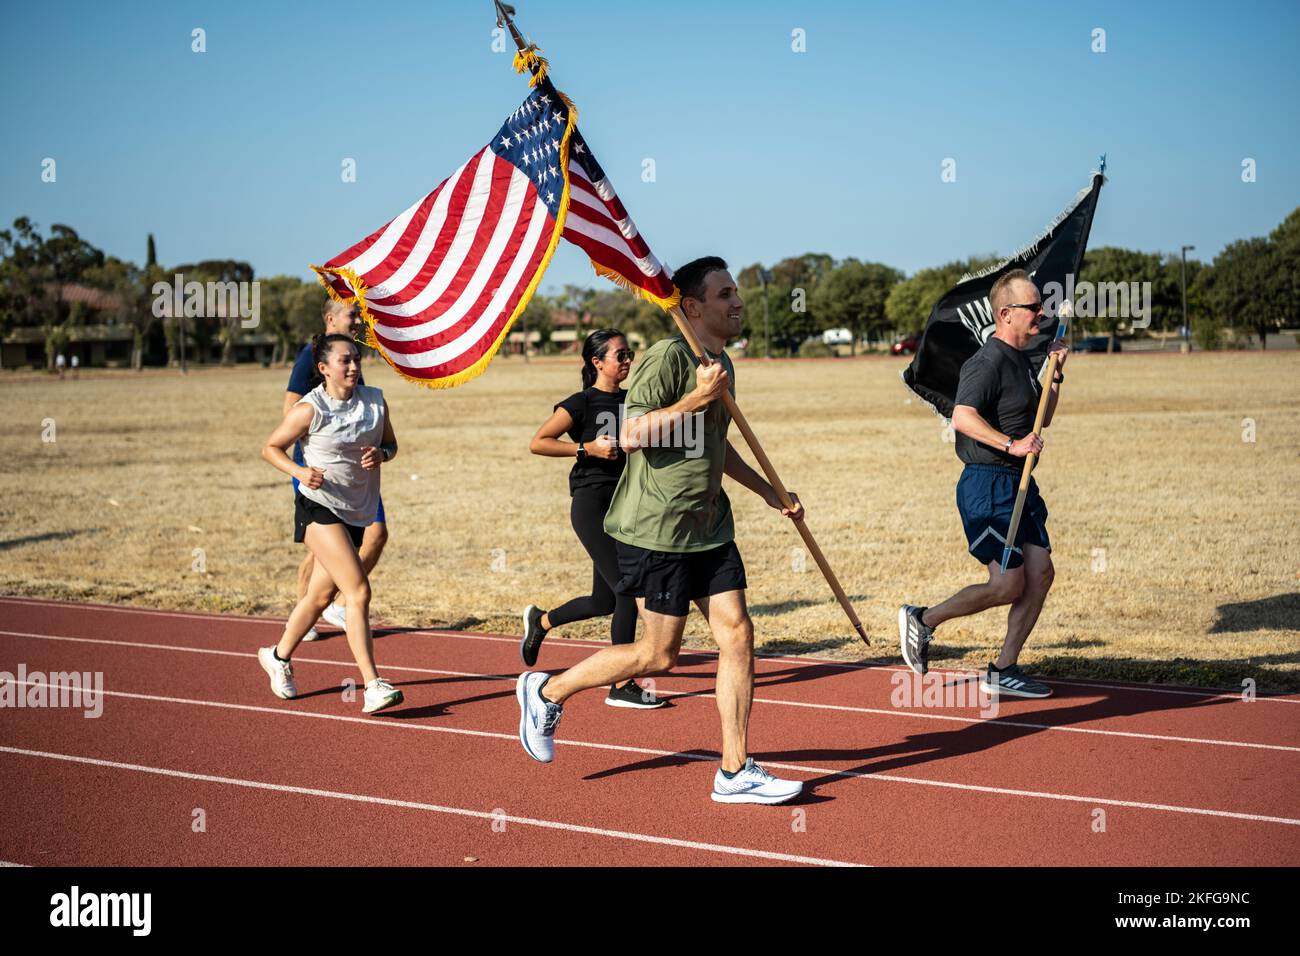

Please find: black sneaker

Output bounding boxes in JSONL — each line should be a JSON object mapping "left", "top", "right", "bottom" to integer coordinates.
{"left": 980, "top": 663, "right": 1052, "bottom": 698}
{"left": 898, "top": 604, "right": 934, "bottom": 676}
{"left": 520, "top": 605, "right": 548, "bottom": 667}
{"left": 604, "top": 679, "right": 666, "bottom": 709}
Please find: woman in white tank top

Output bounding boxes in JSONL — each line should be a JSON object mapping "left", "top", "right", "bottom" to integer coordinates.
{"left": 259, "top": 333, "right": 404, "bottom": 715}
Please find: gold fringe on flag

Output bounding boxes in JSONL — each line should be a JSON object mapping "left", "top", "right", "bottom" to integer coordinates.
{"left": 308, "top": 263, "right": 382, "bottom": 355}
{"left": 512, "top": 43, "right": 549, "bottom": 87}
{"left": 590, "top": 262, "right": 681, "bottom": 312}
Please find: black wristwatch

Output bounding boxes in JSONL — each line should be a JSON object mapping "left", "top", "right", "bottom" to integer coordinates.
{"left": 575, "top": 442, "right": 587, "bottom": 463}
{"left": 1052, "top": 369, "right": 1064, "bottom": 384}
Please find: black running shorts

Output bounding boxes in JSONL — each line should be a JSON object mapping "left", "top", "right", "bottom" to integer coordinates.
{"left": 294, "top": 492, "right": 365, "bottom": 549}
{"left": 613, "top": 540, "right": 747, "bottom": 617}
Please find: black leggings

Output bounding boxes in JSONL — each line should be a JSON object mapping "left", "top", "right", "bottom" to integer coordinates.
{"left": 546, "top": 485, "right": 637, "bottom": 645}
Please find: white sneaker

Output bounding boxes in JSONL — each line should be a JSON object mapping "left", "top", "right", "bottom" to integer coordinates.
{"left": 258, "top": 647, "right": 297, "bottom": 700}
{"left": 516, "top": 672, "right": 563, "bottom": 763}
{"left": 321, "top": 602, "right": 347, "bottom": 629}
{"left": 301, "top": 627, "right": 320, "bottom": 642}
{"left": 362, "top": 678, "right": 404, "bottom": 714}
{"left": 711, "top": 758, "right": 803, "bottom": 805}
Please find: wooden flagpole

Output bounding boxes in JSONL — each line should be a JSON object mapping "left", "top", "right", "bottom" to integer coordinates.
{"left": 666, "top": 306, "right": 870, "bottom": 645}
{"left": 494, "top": 0, "right": 869, "bottom": 646}
{"left": 998, "top": 302, "right": 1071, "bottom": 573}
{"left": 998, "top": 162, "right": 1104, "bottom": 571}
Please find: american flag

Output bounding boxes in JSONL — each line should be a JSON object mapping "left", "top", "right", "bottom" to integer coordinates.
{"left": 313, "top": 78, "right": 677, "bottom": 389}
{"left": 564, "top": 125, "right": 677, "bottom": 309}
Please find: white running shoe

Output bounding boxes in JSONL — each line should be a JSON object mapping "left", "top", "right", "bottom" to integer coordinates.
{"left": 258, "top": 646, "right": 297, "bottom": 700}
{"left": 362, "top": 678, "right": 404, "bottom": 714}
{"left": 321, "top": 602, "right": 347, "bottom": 629}
{"left": 516, "top": 671, "right": 563, "bottom": 763}
{"left": 711, "top": 758, "right": 803, "bottom": 805}
{"left": 301, "top": 627, "right": 320, "bottom": 642}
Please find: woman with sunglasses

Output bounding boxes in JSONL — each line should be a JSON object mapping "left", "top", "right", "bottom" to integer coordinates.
{"left": 521, "top": 329, "right": 664, "bottom": 709}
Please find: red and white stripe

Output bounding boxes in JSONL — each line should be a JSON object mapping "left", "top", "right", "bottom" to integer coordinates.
{"left": 562, "top": 154, "right": 677, "bottom": 304}
{"left": 317, "top": 147, "right": 557, "bottom": 387}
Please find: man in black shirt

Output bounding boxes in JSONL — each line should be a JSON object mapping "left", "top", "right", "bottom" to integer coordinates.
{"left": 898, "top": 269, "right": 1068, "bottom": 698}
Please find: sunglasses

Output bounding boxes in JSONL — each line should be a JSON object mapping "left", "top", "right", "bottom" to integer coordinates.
{"left": 604, "top": 348, "right": 635, "bottom": 362}
{"left": 1005, "top": 302, "right": 1044, "bottom": 314}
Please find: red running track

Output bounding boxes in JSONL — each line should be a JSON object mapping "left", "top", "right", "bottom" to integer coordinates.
{"left": 1, "top": 597, "right": 1298, "bottom": 867}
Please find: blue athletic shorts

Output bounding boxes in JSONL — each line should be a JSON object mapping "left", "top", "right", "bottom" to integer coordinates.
{"left": 956, "top": 464, "right": 1049, "bottom": 570}
{"left": 291, "top": 445, "right": 386, "bottom": 525}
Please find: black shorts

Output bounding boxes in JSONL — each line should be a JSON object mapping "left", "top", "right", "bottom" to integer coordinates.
{"left": 614, "top": 540, "right": 747, "bottom": 617}
{"left": 294, "top": 492, "right": 365, "bottom": 549}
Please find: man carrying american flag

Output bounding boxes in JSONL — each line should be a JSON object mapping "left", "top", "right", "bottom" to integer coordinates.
{"left": 516, "top": 257, "right": 808, "bottom": 805}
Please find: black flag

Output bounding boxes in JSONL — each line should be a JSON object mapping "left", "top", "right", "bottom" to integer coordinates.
{"left": 902, "top": 167, "right": 1105, "bottom": 418}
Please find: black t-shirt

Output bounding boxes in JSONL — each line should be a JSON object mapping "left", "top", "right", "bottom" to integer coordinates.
{"left": 953, "top": 337, "right": 1042, "bottom": 467}
{"left": 555, "top": 387, "right": 626, "bottom": 495}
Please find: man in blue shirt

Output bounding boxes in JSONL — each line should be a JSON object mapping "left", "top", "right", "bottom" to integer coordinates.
{"left": 283, "top": 298, "right": 389, "bottom": 638}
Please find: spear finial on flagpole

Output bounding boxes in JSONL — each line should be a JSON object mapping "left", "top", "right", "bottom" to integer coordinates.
{"left": 494, "top": 1, "right": 550, "bottom": 85}
{"left": 494, "top": 1, "right": 525, "bottom": 49}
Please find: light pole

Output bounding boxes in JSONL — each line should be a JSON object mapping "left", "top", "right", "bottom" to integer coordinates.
{"left": 1180, "top": 244, "right": 1195, "bottom": 349}
{"left": 759, "top": 268, "right": 772, "bottom": 358}
{"left": 178, "top": 312, "right": 187, "bottom": 374}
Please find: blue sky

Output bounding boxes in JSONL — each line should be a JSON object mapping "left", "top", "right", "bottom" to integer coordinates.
{"left": 2, "top": 0, "right": 1297, "bottom": 293}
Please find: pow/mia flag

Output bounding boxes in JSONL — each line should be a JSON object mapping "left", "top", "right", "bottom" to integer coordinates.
{"left": 902, "top": 168, "right": 1105, "bottom": 418}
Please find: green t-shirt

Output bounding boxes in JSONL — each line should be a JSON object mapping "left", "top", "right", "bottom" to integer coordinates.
{"left": 603, "top": 336, "right": 736, "bottom": 553}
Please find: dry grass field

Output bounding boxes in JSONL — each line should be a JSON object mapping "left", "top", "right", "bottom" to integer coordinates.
{"left": 2, "top": 350, "right": 1297, "bottom": 691}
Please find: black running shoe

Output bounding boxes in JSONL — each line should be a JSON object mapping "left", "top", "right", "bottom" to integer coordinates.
{"left": 980, "top": 663, "right": 1052, "bottom": 698}
{"left": 604, "top": 679, "right": 666, "bottom": 709}
{"left": 898, "top": 604, "right": 934, "bottom": 676}
{"left": 520, "top": 605, "right": 548, "bottom": 666}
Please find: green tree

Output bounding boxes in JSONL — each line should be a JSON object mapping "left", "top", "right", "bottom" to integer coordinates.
{"left": 884, "top": 260, "right": 971, "bottom": 337}
{"left": 810, "top": 259, "right": 902, "bottom": 353}
{"left": 519, "top": 293, "right": 554, "bottom": 353}
{"left": 1268, "top": 207, "right": 1299, "bottom": 319}
{"left": 1076, "top": 247, "right": 1162, "bottom": 349}
{"left": 1210, "top": 237, "right": 1284, "bottom": 349}
{"left": 0, "top": 219, "right": 104, "bottom": 367}
{"left": 83, "top": 255, "right": 168, "bottom": 370}
{"left": 586, "top": 289, "right": 670, "bottom": 348}
{"left": 173, "top": 258, "right": 256, "bottom": 364}
{"left": 256, "top": 276, "right": 318, "bottom": 365}
{"left": 558, "top": 284, "right": 596, "bottom": 339}
{"left": 0, "top": 218, "right": 54, "bottom": 339}
{"left": 742, "top": 253, "right": 834, "bottom": 355}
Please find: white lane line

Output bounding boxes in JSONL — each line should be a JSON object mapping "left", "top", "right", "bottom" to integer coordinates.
{"left": 7, "top": 598, "right": 1296, "bottom": 703}
{"left": 0, "top": 598, "right": 286, "bottom": 625}
{"left": 4, "top": 630, "right": 1297, "bottom": 754}
{"left": 0, "top": 630, "right": 505, "bottom": 681}
{"left": 5, "top": 680, "right": 1299, "bottom": 827}
{"left": 0, "top": 745, "right": 860, "bottom": 868}
{"left": 0, "top": 861, "right": 28, "bottom": 867}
